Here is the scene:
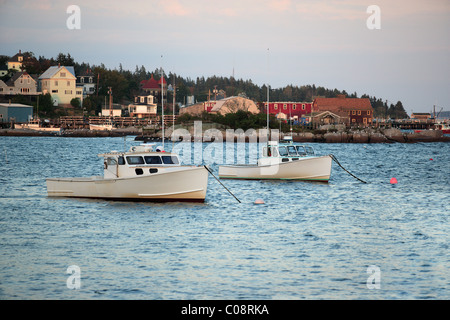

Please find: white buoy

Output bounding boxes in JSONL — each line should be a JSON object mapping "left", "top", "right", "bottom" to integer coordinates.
{"left": 254, "top": 198, "right": 265, "bottom": 204}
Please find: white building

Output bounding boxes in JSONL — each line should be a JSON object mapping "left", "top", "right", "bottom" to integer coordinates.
{"left": 128, "top": 94, "right": 157, "bottom": 118}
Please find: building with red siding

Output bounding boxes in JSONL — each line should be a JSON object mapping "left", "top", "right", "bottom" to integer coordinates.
{"left": 261, "top": 102, "right": 312, "bottom": 120}
{"left": 312, "top": 95, "right": 373, "bottom": 126}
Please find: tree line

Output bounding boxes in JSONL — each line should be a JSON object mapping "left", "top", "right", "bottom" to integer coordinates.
{"left": 1, "top": 52, "right": 408, "bottom": 119}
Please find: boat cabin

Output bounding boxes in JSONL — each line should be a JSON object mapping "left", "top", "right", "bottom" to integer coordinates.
{"left": 99, "top": 144, "right": 181, "bottom": 179}
{"left": 263, "top": 140, "right": 315, "bottom": 158}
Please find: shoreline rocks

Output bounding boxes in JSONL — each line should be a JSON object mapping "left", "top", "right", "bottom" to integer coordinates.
{"left": 1, "top": 128, "right": 449, "bottom": 143}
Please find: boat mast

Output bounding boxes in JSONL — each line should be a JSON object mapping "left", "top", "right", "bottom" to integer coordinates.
{"left": 266, "top": 48, "right": 270, "bottom": 146}
{"left": 161, "top": 56, "right": 164, "bottom": 149}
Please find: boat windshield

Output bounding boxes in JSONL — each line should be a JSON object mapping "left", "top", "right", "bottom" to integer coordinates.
{"left": 126, "top": 156, "right": 145, "bottom": 165}
{"left": 278, "top": 146, "right": 288, "bottom": 157}
{"left": 144, "top": 156, "right": 162, "bottom": 164}
{"left": 296, "top": 146, "right": 307, "bottom": 156}
{"left": 162, "top": 156, "right": 179, "bottom": 164}
{"left": 287, "top": 146, "right": 298, "bottom": 156}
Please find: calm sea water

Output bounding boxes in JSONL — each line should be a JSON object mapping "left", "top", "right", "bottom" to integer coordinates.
{"left": 0, "top": 136, "right": 449, "bottom": 300}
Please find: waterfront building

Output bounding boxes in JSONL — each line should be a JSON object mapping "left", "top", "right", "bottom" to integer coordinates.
{"left": 312, "top": 95, "right": 373, "bottom": 126}
{"left": 0, "top": 102, "right": 33, "bottom": 123}
{"left": 39, "top": 65, "right": 83, "bottom": 106}
{"left": 128, "top": 94, "right": 157, "bottom": 118}
{"left": 262, "top": 102, "right": 312, "bottom": 120}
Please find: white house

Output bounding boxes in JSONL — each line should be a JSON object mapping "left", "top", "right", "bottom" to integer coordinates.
{"left": 128, "top": 94, "right": 157, "bottom": 118}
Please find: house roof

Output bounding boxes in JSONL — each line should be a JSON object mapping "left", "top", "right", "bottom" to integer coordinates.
{"left": 141, "top": 74, "right": 167, "bottom": 89}
{"left": 6, "top": 72, "right": 36, "bottom": 86}
{"left": 8, "top": 51, "right": 24, "bottom": 63}
{"left": 313, "top": 95, "right": 372, "bottom": 112}
{"left": 39, "top": 66, "right": 76, "bottom": 79}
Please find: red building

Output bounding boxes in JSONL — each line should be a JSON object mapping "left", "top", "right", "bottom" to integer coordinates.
{"left": 262, "top": 102, "right": 312, "bottom": 120}
{"left": 312, "top": 95, "right": 373, "bottom": 126}
{"left": 139, "top": 74, "right": 167, "bottom": 104}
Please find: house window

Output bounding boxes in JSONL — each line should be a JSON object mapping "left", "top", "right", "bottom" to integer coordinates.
{"left": 363, "top": 118, "right": 367, "bottom": 124}
{"left": 367, "top": 110, "right": 371, "bottom": 115}
{"left": 352, "top": 110, "right": 356, "bottom": 115}
{"left": 76, "top": 91, "right": 82, "bottom": 95}
{"left": 21, "top": 88, "right": 30, "bottom": 93}
{"left": 283, "top": 104, "right": 287, "bottom": 110}
{"left": 61, "top": 72, "right": 66, "bottom": 77}
{"left": 302, "top": 104, "right": 305, "bottom": 110}
{"left": 293, "top": 104, "right": 296, "bottom": 110}
{"left": 52, "top": 90, "right": 58, "bottom": 93}
{"left": 55, "top": 81, "right": 58, "bottom": 86}
{"left": 65, "top": 90, "right": 72, "bottom": 94}
{"left": 274, "top": 104, "right": 278, "bottom": 110}
{"left": 352, "top": 119, "right": 356, "bottom": 123}
{"left": 358, "top": 110, "right": 361, "bottom": 115}
{"left": 67, "top": 81, "right": 70, "bottom": 86}
{"left": 89, "top": 77, "right": 93, "bottom": 83}
{"left": 81, "top": 77, "right": 84, "bottom": 83}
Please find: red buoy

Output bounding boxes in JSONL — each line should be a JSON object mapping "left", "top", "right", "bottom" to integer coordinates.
{"left": 390, "top": 177, "right": 398, "bottom": 184}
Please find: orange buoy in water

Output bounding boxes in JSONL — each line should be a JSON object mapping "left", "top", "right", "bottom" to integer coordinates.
{"left": 390, "top": 177, "right": 398, "bottom": 184}
{"left": 254, "top": 198, "right": 265, "bottom": 204}
{"left": 429, "top": 158, "right": 433, "bottom": 161}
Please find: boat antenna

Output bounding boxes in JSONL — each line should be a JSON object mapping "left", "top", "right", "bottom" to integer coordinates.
{"left": 172, "top": 77, "right": 176, "bottom": 151}
{"left": 266, "top": 48, "right": 270, "bottom": 147}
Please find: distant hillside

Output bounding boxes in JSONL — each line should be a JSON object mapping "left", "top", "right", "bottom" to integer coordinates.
{"left": 437, "top": 111, "right": 450, "bottom": 119}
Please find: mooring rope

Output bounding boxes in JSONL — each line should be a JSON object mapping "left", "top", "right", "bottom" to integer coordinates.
{"left": 203, "top": 165, "right": 241, "bottom": 203}
{"left": 329, "top": 154, "right": 367, "bottom": 184}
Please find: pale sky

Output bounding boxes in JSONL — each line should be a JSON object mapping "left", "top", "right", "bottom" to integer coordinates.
{"left": 1, "top": 0, "right": 449, "bottom": 113}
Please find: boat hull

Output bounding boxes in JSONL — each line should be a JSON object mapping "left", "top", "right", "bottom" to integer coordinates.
{"left": 89, "top": 124, "right": 113, "bottom": 131}
{"left": 46, "top": 166, "right": 209, "bottom": 202}
{"left": 218, "top": 155, "right": 332, "bottom": 181}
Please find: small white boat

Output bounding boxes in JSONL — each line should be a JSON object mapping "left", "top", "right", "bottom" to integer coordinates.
{"left": 46, "top": 144, "right": 209, "bottom": 202}
{"left": 218, "top": 137, "right": 332, "bottom": 182}
{"left": 20, "top": 119, "right": 61, "bottom": 133}
{"left": 89, "top": 123, "right": 113, "bottom": 131}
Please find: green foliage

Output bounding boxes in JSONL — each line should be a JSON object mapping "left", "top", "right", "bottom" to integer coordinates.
{"left": 70, "top": 98, "right": 81, "bottom": 108}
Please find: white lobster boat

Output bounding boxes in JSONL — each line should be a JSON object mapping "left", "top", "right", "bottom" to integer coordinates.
{"left": 218, "top": 138, "right": 332, "bottom": 182}
{"left": 46, "top": 144, "right": 209, "bottom": 202}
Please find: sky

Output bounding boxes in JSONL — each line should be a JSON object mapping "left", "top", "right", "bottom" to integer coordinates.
{"left": 1, "top": 0, "right": 449, "bottom": 113}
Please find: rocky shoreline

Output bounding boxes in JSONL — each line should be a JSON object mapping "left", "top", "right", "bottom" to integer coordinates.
{"left": 1, "top": 127, "right": 449, "bottom": 143}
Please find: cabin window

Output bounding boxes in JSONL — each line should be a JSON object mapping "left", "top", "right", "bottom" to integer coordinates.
{"left": 287, "top": 146, "right": 298, "bottom": 156}
{"left": 126, "top": 156, "right": 144, "bottom": 165}
{"left": 278, "top": 146, "right": 288, "bottom": 157}
{"left": 149, "top": 168, "right": 158, "bottom": 174}
{"left": 162, "top": 156, "right": 179, "bottom": 164}
{"left": 296, "top": 146, "right": 307, "bottom": 156}
{"left": 305, "top": 146, "right": 315, "bottom": 156}
{"left": 135, "top": 168, "right": 144, "bottom": 175}
{"left": 282, "top": 158, "right": 290, "bottom": 162}
{"left": 118, "top": 156, "right": 125, "bottom": 165}
{"left": 144, "top": 156, "right": 162, "bottom": 164}
{"left": 106, "top": 158, "right": 117, "bottom": 166}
